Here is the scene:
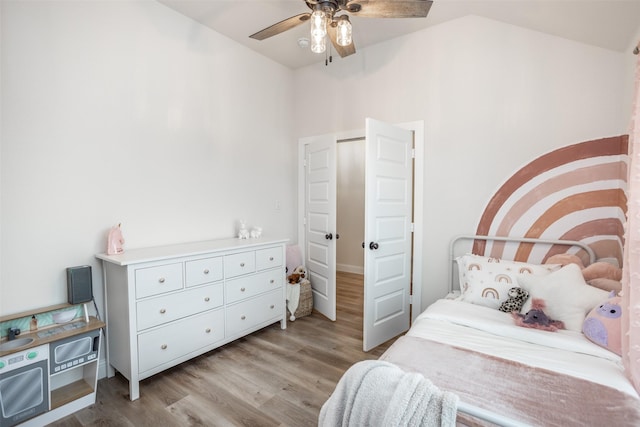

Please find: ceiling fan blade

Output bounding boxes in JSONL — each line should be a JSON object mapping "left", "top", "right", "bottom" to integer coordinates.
{"left": 249, "top": 13, "right": 311, "bottom": 40}
{"left": 327, "top": 25, "right": 356, "bottom": 58}
{"left": 349, "top": 0, "right": 433, "bottom": 18}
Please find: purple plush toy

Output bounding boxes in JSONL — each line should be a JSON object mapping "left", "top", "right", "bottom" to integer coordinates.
{"left": 512, "top": 298, "right": 565, "bottom": 332}
{"left": 583, "top": 291, "right": 622, "bottom": 355}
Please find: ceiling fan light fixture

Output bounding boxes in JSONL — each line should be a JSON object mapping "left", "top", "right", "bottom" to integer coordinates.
{"left": 311, "top": 33, "right": 326, "bottom": 53}
{"left": 310, "top": 9, "right": 327, "bottom": 38}
{"left": 336, "top": 17, "right": 352, "bottom": 47}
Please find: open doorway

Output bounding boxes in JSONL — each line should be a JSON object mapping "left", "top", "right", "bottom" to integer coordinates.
{"left": 336, "top": 138, "right": 366, "bottom": 276}
{"left": 297, "top": 119, "right": 424, "bottom": 350}
{"left": 335, "top": 135, "right": 417, "bottom": 335}
{"left": 335, "top": 138, "right": 366, "bottom": 336}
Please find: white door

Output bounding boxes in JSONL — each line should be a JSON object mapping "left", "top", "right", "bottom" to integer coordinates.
{"left": 302, "top": 135, "right": 337, "bottom": 321}
{"left": 363, "top": 118, "right": 414, "bottom": 351}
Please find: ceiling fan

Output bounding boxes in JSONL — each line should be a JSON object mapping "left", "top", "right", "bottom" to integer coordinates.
{"left": 249, "top": 0, "right": 433, "bottom": 59}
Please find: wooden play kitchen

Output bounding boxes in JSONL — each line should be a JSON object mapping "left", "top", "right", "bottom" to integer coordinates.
{"left": 0, "top": 303, "right": 104, "bottom": 427}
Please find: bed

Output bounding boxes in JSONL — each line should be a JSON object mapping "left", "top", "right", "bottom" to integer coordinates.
{"left": 323, "top": 236, "right": 640, "bottom": 426}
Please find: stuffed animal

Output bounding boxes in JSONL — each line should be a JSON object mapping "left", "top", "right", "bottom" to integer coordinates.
{"left": 287, "top": 273, "right": 302, "bottom": 284}
{"left": 512, "top": 299, "right": 565, "bottom": 332}
{"left": 292, "top": 265, "right": 309, "bottom": 284}
{"left": 545, "top": 253, "right": 585, "bottom": 269}
{"left": 582, "top": 291, "right": 622, "bottom": 355}
{"left": 498, "top": 287, "right": 529, "bottom": 313}
{"left": 545, "top": 255, "right": 622, "bottom": 293}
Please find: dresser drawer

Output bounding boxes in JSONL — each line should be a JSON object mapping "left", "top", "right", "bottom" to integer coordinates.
{"left": 138, "top": 308, "right": 225, "bottom": 374}
{"left": 135, "top": 263, "right": 183, "bottom": 299}
{"left": 185, "top": 256, "right": 223, "bottom": 287}
{"left": 225, "top": 270, "right": 283, "bottom": 304}
{"left": 224, "top": 251, "right": 256, "bottom": 278}
{"left": 225, "top": 290, "right": 283, "bottom": 337}
{"left": 256, "top": 246, "right": 282, "bottom": 271}
{"left": 136, "top": 283, "right": 224, "bottom": 331}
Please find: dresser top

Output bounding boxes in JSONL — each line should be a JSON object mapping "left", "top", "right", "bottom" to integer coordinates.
{"left": 96, "top": 237, "right": 289, "bottom": 266}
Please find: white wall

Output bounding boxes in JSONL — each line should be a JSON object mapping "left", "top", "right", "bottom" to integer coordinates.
{"left": 0, "top": 1, "right": 297, "bottom": 315}
{"left": 2, "top": 4, "right": 636, "bottom": 319}
{"left": 293, "top": 15, "right": 632, "bottom": 309}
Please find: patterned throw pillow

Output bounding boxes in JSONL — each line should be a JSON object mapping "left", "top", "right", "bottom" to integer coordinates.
{"left": 457, "top": 254, "right": 560, "bottom": 310}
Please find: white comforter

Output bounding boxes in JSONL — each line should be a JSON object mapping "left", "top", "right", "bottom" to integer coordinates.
{"left": 407, "top": 299, "right": 638, "bottom": 398}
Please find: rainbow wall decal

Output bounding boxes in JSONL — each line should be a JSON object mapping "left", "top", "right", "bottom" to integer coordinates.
{"left": 473, "top": 136, "right": 628, "bottom": 266}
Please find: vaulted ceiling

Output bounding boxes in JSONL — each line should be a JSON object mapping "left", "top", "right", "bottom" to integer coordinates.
{"left": 157, "top": 0, "right": 640, "bottom": 69}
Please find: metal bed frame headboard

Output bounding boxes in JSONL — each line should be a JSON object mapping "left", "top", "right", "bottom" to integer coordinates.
{"left": 448, "top": 235, "right": 597, "bottom": 294}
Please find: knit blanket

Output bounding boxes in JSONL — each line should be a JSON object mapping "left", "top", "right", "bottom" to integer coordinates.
{"left": 318, "top": 360, "right": 459, "bottom": 427}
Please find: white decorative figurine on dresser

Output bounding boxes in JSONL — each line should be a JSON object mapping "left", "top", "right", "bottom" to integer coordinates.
{"left": 96, "top": 237, "right": 288, "bottom": 400}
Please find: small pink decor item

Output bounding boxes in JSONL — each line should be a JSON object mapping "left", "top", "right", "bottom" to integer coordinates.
{"left": 107, "top": 223, "right": 125, "bottom": 255}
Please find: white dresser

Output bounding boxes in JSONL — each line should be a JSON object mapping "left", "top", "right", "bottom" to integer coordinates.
{"left": 96, "top": 237, "right": 288, "bottom": 400}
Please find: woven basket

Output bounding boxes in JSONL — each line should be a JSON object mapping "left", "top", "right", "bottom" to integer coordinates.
{"left": 293, "top": 281, "right": 313, "bottom": 319}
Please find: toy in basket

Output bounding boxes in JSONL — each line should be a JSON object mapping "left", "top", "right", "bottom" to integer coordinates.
{"left": 286, "top": 265, "right": 313, "bottom": 320}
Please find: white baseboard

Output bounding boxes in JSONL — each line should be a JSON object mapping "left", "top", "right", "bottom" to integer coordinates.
{"left": 337, "top": 263, "right": 364, "bottom": 274}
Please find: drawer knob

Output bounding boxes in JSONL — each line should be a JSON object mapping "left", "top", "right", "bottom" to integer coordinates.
{"left": 161, "top": 344, "right": 167, "bottom": 350}
{"left": 270, "top": 279, "right": 274, "bottom": 284}
{"left": 204, "top": 297, "right": 210, "bottom": 302}
{"left": 240, "top": 287, "right": 246, "bottom": 292}
{"left": 204, "top": 269, "right": 210, "bottom": 274}
{"left": 269, "top": 256, "right": 274, "bottom": 261}
{"left": 159, "top": 277, "right": 166, "bottom": 283}
{"left": 205, "top": 328, "right": 211, "bottom": 333}
{"left": 240, "top": 262, "right": 245, "bottom": 267}
{"left": 241, "top": 315, "right": 246, "bottom": 320}
{"left": 270, "top": 304, "right": 275, "bottom": 309}
{"left": 160, "top": 308, "right": 166, "bottom": 314}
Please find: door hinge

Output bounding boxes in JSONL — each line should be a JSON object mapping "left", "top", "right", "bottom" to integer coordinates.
{"left": 411, "top": 148, "right": 415, "bottom": 159}
{"left": 303, "top": 159, "right": 307, "bottom": 167}
{"left": 410, "top": 223, "right": 415, "bottom": 233}
{"left": 409, "top": 294, "right": 413, "bottom": 304}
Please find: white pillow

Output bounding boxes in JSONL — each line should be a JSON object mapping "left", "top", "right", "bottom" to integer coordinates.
{"left": 517, "top": 263, "right": 609, "bottom": 332}
{"left": 458, "top": 269, "right": 516, "bottom": 309}
{"left": 456, "top": 254, "right": 559, "bottom": 309}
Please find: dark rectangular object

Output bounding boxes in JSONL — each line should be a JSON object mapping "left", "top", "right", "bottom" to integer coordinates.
{"left": 67, "top": 265, "right": 93, "bottom": 304}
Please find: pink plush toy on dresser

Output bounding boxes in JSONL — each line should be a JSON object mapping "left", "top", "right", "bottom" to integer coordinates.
{"left": 107, "top": 223, "right": 125, "bottom": 255}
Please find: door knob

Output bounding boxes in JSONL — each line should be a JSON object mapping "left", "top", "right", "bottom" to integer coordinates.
{"left": 325, "top": 233, "right": 333, "bottom": 240}
{"left": 336, "top": 234, "right": 340, "bottom": 239}
{"left": 362, "top": 242, "right": 365, "bottom": 248}
{"left": 369, "top": 241, "right": 379, "bottom": 250}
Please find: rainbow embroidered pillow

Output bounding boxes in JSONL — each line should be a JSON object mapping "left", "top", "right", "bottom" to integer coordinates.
{"left": 457, "top": 254, "right": 560, "bottom": 310}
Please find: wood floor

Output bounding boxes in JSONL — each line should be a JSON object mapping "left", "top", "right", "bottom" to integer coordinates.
{"left": 50, "top": 272, "right": 397, "bottom": 427}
